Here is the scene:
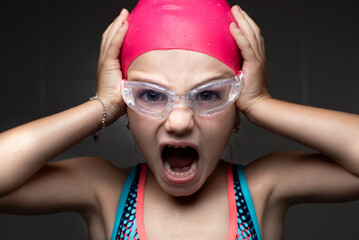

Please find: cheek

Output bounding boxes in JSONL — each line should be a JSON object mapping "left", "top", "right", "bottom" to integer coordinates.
{"left": 198, "top": 105, "right": 236, "bottom": 135}
{"left": 196, "top": 105, "right": 237, "bottom": 154}
{"left": 127, "top": 110, "right": 153, "bottom": 145}
{"left": 127, "top": 109, "right": 162, "bottom": 155}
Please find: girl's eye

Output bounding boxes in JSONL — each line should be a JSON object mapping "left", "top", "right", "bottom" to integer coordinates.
{"left": 196, "top": 91, "right": 220, "bottom": 101}
{"left": 139, "top": 90, "right": 166, "bottom": 102}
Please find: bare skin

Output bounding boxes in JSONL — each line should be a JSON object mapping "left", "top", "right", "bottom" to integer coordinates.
{"left": 1, "top": 6, "right": 359, "bottom": 240}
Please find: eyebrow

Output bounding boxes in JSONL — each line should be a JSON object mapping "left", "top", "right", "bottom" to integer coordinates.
{"left": 128, "top": 76, "right": 158, "bottom": 84}
{"left": 192, "top": 72, "right": 235, "bottom": 88}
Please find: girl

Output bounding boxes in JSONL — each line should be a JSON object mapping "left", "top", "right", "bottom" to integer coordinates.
{"left": 1, "top": 0, "right": 359, "bottom": 239}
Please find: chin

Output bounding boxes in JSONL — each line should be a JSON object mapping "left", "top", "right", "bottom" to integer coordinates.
{"left": 160, "top": 182, "right": 203, "bottom": 197}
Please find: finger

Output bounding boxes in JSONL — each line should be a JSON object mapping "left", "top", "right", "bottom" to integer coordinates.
{"left": 231, "top": 6, "right": 260, "bottom": 59}
{"left": 103, "top": 9, "right": 129, "bottom": 59}
{"left": 100, "top": 22, "right": 114, "bottom": 58}
{"left": 230, "top": 22, "right": 258, "bottom": 63}
{"left": 98, "top": 21, "right": 115, "bottom": 73}
{"left": 240, "top": 10, "right": 265, "bottom": 58}
{"left": 103, "top": 20, "right": 129, "bottom": 61}
{"left": 99, "top": 9, "right": 129, "bottom": 63}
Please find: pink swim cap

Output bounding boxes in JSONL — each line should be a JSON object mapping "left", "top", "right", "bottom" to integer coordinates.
{"left": 120, "top": 0, "right": 242, "bottom": 78}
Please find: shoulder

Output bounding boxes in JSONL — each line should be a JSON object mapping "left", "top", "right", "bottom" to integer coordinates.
{"left": 244, "top": 150, "right": 321, "bottom": 190}
{"left": 243, "top": 151, "right": 359, "bottom": 206}
{"left": 243, "top": 151, "right": 325, "bottom": 204}
{"left": 0, "top": 156, "right": 132, "bottom": 216}
{"left": 238, "top": 151, "right": 322, "bottom": 237}
{"left": 43, "top": 157, "right": 133, "bottom": 209}
{"left": 59, "top": 156, "right": 129, "bottom": 181}
{"left": 54, "top": 157, "right": 129, "bottom": 188}
{"left": 51, "top": 157, "right": 135, "bottom": 238}
{"left": 57, "top": 157, "right": 130, "bottom": 204}
{"left": 55, "top": 157, "right": 133, "bottom": 227}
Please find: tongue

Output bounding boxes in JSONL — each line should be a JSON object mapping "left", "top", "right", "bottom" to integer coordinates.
{"left": 168, "top": 156, "right": 193, "bottom": 169}
{"left": 164, "top": 148, "right": 195, "bottom": 169}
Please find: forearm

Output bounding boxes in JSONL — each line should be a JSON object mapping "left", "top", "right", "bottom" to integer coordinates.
{"left": 0, "top": 100, "right": 114, "bottom": 196}
{"left": 245, "top": 98, "right": 359, "bottom": 175}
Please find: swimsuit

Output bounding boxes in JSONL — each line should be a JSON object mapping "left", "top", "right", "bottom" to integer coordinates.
{"left": 111, "top": 163, "right": 262, "bottom": 240}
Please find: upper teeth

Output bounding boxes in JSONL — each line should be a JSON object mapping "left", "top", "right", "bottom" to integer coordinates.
{"left": 168, "top": 145, "right": 187, "bottom": 149}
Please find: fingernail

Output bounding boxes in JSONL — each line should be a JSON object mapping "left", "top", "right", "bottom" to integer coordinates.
{"left": 120, "top": 8, "right": 125, "bottom": 15}
{"left": 235, "top": 5, "right": 241, "bottom": 12}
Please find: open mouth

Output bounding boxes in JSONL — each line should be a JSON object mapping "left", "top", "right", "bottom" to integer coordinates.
{"left": 161, "top": 144, "right": 199, "bottom": 183}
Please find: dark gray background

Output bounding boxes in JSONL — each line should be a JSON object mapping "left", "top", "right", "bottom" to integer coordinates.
{"left": 1, "top": 0, "right": 358, "bottom": 239}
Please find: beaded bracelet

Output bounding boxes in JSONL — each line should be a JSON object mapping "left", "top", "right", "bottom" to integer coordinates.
{"left": 89, "top": 94, "right": 107, "bottom": 141}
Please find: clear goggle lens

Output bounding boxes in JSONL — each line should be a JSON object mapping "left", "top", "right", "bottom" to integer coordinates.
{"left": 121, "top": 72, "right": 243, "bottom": 119}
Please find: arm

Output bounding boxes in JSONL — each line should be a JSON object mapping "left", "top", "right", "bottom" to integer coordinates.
{"left": 0, "top": 157, "right": 126, "bottom": 214}
{"left": 0, "top": 9, "right": 129, "bottom": 204}
{"left": 246, "top": 99, "right": 359, "bottom": 176}
{"left": 0, "top": 101, "right": 111, "bottom": 196}
{"left": 230, "top": 6, "right": 359, "bottom": 202}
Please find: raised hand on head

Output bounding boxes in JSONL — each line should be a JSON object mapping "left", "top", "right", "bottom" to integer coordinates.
{"left": 96, "top": 9, "right": 129, "bottom": 124}
{"left": 230, "top": 5, "right": 270, "bottom": 115}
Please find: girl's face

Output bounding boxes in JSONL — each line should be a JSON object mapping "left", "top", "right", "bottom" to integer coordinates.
{"left": 126, "top": 50, "right": 237, "bottom": 196}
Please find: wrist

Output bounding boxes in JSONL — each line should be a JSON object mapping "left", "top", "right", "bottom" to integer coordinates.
{"left": 88, "top": 94, "right": 125, "bottom": 141}
{"left": 91, "top": 94, "right": 125, "bottom": 126}
{"left": 89, "top": 94, "right": 107, "bottom": 141}
{"left": 241, "top": 93, "right": 272, "bottom": 124}
{"left": 100, "top": 96, "right": 126, "bottom": 125}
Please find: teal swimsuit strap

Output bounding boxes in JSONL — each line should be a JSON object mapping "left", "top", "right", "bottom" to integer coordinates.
{"left": 111, "top": 166, "right": 137, "bottom": 240}
{"left": 236, "top": 165, "right": 262, "bottom": 240}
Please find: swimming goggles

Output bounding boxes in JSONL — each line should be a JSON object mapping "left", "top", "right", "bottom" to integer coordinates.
{"left": 121, "top": 71, "right": 243, "bottom": 119}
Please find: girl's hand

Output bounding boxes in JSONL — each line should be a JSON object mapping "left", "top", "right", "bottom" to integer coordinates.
{"left": 96, "top": 9, "right": 129, "bottom": 124}
{"left": 230, "top": 6, "right": 271, "bottom": 115}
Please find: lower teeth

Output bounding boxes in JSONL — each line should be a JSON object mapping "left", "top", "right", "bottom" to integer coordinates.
{"left": 164, "top": 160, "right": 197, "bottom": 177}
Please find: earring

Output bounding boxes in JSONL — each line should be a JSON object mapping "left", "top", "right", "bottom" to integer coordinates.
{"left": 233, "top": 111, "right": 240, "bottom": 133}
{"left": 233, "top": 126, "right": 240, "bottom": 133}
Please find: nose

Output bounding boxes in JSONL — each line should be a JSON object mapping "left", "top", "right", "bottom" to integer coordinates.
{"left": 164, "top": 106, "right": 195, "bottom": 135}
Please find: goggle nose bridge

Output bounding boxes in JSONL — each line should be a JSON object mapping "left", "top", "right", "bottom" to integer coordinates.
{"left": 168, "top": 92, "right": 197, "bottom": 114}
{"left": 168, "top": 92, "right": 195, "bottom": 112}
{"left": 172, "top": 92, "right": 191, "bottom": 103}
